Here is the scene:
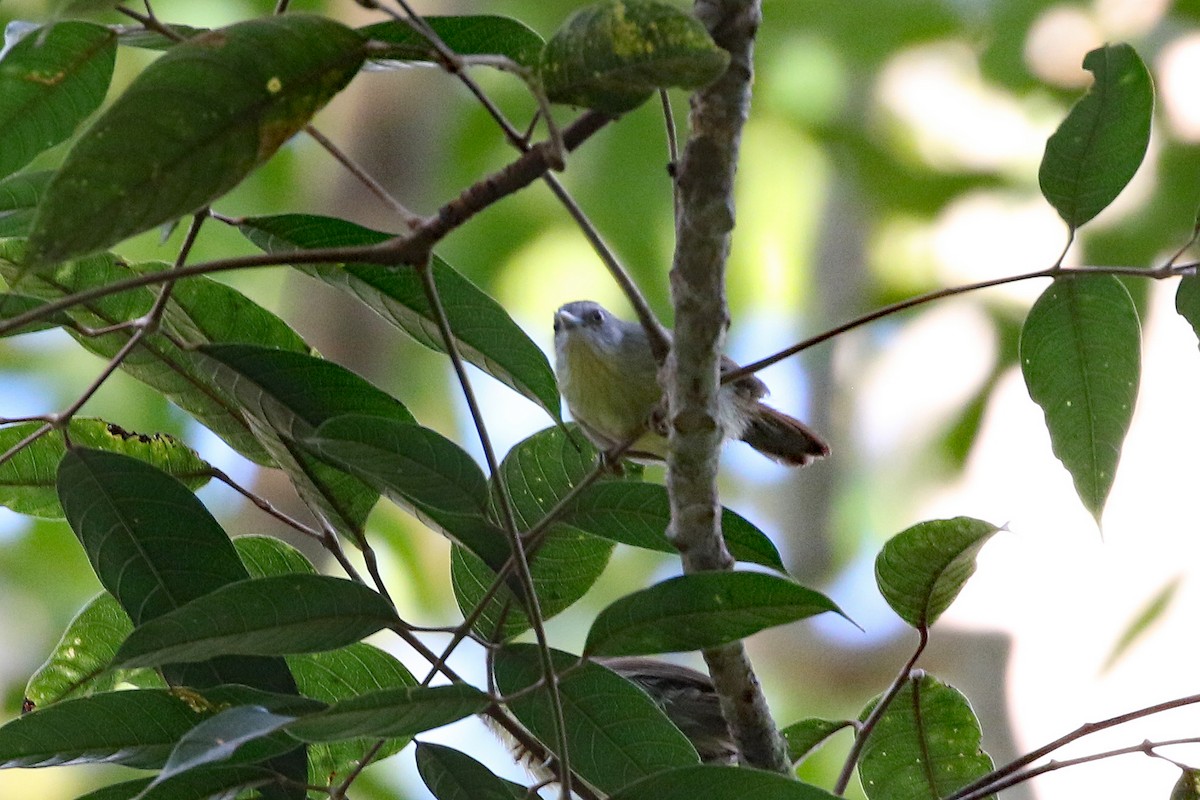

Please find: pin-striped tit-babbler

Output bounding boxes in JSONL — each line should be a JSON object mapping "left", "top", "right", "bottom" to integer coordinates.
{"left": 553, "top": 300, "right": 829, "bottom": 465}
{"left": 497, "top": 657, "right": 736, "bottom": 781}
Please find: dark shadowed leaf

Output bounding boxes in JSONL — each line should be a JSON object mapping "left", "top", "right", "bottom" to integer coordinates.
{"left": 561, "top": 481, "right": 786, "bottom": 571}
{"left": 238, "top": 213, "right": 561, "bottom": 420}
{"left": 416, "top": 741, "right": 520, "bottom": 800}
{"left": 1038, "top": 43, "right": 1153, "bottom": 229}
{"left": 609, "top": 765, "right": 841, "bottom": 800}
{"left": 71, "top": 766, "right": 275, "bottom": 800}
{"left": 362, "top": 15, "right": 544, "bottom": 68}
{"left": 585, "top": 571, "right": 845, "bottom": 656}
{"left": 151, "top": 705, "right": 303, "bottom": 788}
{"left": 781, "top": 718, "right": 855, "bottom": 765}
{"left": 0, "top": 418, "right": 210, "bottom": 518}
{"left": 539, "top": 0, "right": 729, "bottom": 113}
{"left": 192, "top": 343, "right": 413, "bottom": 540}
{"left": 0, "top": 170, "right": 53, "bottom": 237}
{"left": 0, "top": 22, "right": 115, "bottom": 180}
{"left": 1020, "top": 275, "right": 1140, "bottom": 521}
{"left": 875, "top": 517, "right": 1001, "bottom": 629}
{"left": 113, "top": 574, "right": 397, "bottom": 668}
{"left": 306, "top": 414, "right": 512, "bottom": 568}
{"left": 857, "top": 674, "right": 993, "bottom": 800}
{"left": 1175, "top": 276, "right": 1200, "bottom": 352}
{"left": 55, "top": 449, "right": 297, "bottom": 694}
{"left": 24, "top": 15, "right": 366, "bottom": 266}
{"left": 452, "top": 426, "right": 620, "bottom": 640}
{"left": 0, "top": 685, "right": 311, "bottom": 770}
{"left": 494, "top": 645, "right": 698, "bottom": 794}
{"left": 287, "top": 642, "right": 417, "bottom": 782}
{"left": 283, "top": 684, "right": 489, "bottom": 742}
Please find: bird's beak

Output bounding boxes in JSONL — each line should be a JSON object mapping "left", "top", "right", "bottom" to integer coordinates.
{"left": 554, "top": 308, "right": 581, "bottom": 332}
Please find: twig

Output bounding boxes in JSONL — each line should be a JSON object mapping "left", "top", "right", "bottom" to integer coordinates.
{"left": 304, "top": 124, "right": 422, "bottom": 226}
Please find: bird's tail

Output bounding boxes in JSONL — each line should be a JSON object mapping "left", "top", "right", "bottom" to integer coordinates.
{"left": 739, "top": 404, "right": 830, "bottom": 466}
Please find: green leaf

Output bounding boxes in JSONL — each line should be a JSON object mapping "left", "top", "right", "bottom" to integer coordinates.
{"left": 1019, "top": 275, "right": 1141, "bottom": 521}
{"left": 0, "top": 170, "right": 53, "bottom": 237}
{"left": 0, "top": 242, "right": 311, "bottom": 464}
{"left": 561, "top": 481, "right": 786, "bottom": 572}
{"left": 0, "top": 22, "right": 116, "bottom": 180}
{"left": 874, "top": 517, "right": 1001, "bottom": 629}
{"left": 585, "top": 571, "right": 845, "bottom": 656}
{"left": 781, "top": 718, "right": 854, "bottom": 765}
{"left": 1175, "top": 276, "right": 1200, "bottom": 351}
{"left": 539, "top": 0, "right": 730, "bottom": 113}
{"left": 417, "top": 741, "right": 520, "bottom": 800}
{"left": 193, "top": 343, "right": 413, "bottom": 540}
{"left": 857, "top": 674, "right": 993, "bottom": 800}
{"left": 1103, "top": 576, "right": 1180, "bottom": 672}
{"left": 283, "top": 684, "right": 489, "bottom": 742}
{"left": 362, "top": 15, "right": 544, "bottom": 68}
{"left": 452, "top": 426, "right": 620, "bottom": 639}
{"left": 24, "top": 15, "right": 367, "bottom": 266}
{"left": 56, "top": 448, "right": 297, "bottom": 693}
{"left": 609, "top": 765, "right": 841, "bottom": 800}
{"left": 153, "top": 705, "right": 300, "bottom": 786}
{"left": 306, "top": 414, "right": 512, "bottom": 568}
{"left": 238, "top": 213, "right": 562, "bottom": 420}
{"left": 0, "top": 685, "right": 309, "bottom": 770}
{"left": 1038, "top": 43, "right": 1153, "bottom": 229}
{"left": 23, "top": 592, "right": 156, "bottom": 708}
{"left": 1171, "top": 769, "right": 1200, "bottom": 800}
{"left": 113, "top": 574, "right": 397, "bottom": 668}
{"left": 286, "top": 643, "right": 417, "bottom": 782}
{"left": 71, "top": 767, "right": 276, "bottom": 800}
{"left": 494, "top": 645, "right": 699, "bottom": 794}
{"left": 235, "top": 534, "right": 318, "bottom": 578}
{"left": 0, "top": 418, "right": 210, "bottom": 518}
{"left": 0, "top": 291, "right": 71, "bottom": 334}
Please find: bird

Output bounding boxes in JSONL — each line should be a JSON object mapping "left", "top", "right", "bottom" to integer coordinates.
{"left": 553, "top": 300, "right": 829, "bottom": 466}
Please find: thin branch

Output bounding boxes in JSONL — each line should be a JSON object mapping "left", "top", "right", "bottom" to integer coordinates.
{"left": 208, "top": 467, "right": 324, "bottom": 541}
{"left": 945, "top": 691, "right": 1200, "bottom": 800}
{"left": 415, "top": 260, "right": 575, "bottom": 799}
{"left": 722, "top": 261, "right": 1191, "bottom": 385}
{"left": 304, "top": 124, "right": 422, "bottom": 226}
{"left": 834, "top": 628, "right": 929, "bottom": 794}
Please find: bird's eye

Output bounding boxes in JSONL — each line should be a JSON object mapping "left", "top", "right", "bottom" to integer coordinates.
{"left": 586, "top": 309, "right": 604, "bottom": 325}
{"left": 553, "top": 317, "right": 562, "bottom": 333}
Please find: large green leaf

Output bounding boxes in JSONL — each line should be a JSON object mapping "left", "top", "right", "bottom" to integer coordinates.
{"left": 56, "top": 448, "right": 296, "bottom": 693}
{"left": 192, "top": 343, "right": 412, "bottom": 540}
{"left": 0, "top": 170, "right": 53, "bottom": 238}
{"left": 0, "top": 418, "right": 210, "bottom": 518}
{"left": 1038, "top": 43, "right": 1153, "bottom": 229}
{"left": 0, "top": 242, "right": 311, "bottom": 464}
{"left": 585, "top": 571, "right": 845, "bottom": 656}
{"left": 113, "top": 575, "right": 398, "bottom": 668}
{"left": 874, "top": 517, "right": 1001, "bottom": 629}
{"left": 609, "top": 765, "right": 840, "bottom": 800}
{"left": 494, "top": 645, "right": 699, "bottom": 794}
{"left": 539, "top": 0, "right": 729, "bottom": 113}
{"left": 283, "top": 684, "right": 489, "bottom": 742}
{"left": 24, "top": 15, "right": 367, "bottom": 266}
{"left": 306, "top": 414, "right": 512, "bottom": 568}
{"left": 857, "top": 674, "right": 994, "bottom": 800}
{"left": 0, "top": 685, "right": 312, "bottom": 770}
{"left": 1019, "top": 275, "right": 1140, "bottom": 521}
{"left": 780, "top": 718, "right": 854, "bottom": 765}
{"left": 151, "top": 705, "right": 303, "bottom": 789}
{"left": 362, "top": 16, "right": 544, "bottom": 68}
{"left": 0, "top": 22, "right": 116, "bottom": 180}
{"left": 560, "top": 481, "right": 786, "bottom": 571}
{"left": 452, "top": 426, "right": 620, "bottom": 640}
{"left": 71, "top": 766, "right": 275, "bottom": 800}
{"left": 416, "top": 742, "right": 521, "bottom": 800}
{"left": 238, "top": 213, "right": 561, "bottom": 420}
